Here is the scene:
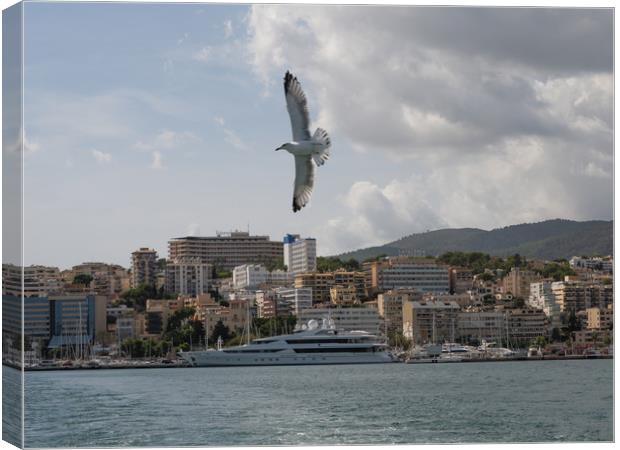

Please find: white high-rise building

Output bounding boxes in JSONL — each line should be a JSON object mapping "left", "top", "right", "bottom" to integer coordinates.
{"left": 528, "top": 281, "right": 561, "bottom": 329}
{"left": 232, "top": 265, "right": 294, "bottom": 290}
{"left": 275, "top": 287, "right": 313, "bottom": 316}
{"left": 283, "top": 234, "right": 317, "bottom": 274}
{"left": 233, "top": 264, "right": 268, "bottom": 290}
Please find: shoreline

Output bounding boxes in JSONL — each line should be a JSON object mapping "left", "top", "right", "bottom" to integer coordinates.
{"left": 3, "top": 354, "right": 612, "bottom": 371}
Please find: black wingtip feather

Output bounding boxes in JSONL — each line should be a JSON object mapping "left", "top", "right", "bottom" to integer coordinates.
{"left": 284, "top": 71, "right": 294, "bottom": 94}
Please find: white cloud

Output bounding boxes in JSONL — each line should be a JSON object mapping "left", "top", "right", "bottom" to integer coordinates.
{"left": 224, "top": 20, "right": 233, "bottom": 39}
{"left": 213, "top": 116, "right": 249, "bottom": 151}
{"left": 91, "top": 149, "right": 112, "bottom": 164}
{"left": 134, "top": 130, "right": 200, "bottom": 152}
{"left": 150, "top": 151, "right": 163, "bottom": 170}
{"left": 187, "top": 223, "right": 201, "bottom": 236}
{"left": 177, "top": 32, "right": 189, "bottom": 45}
{"left": 193, "top": 46, "right": 212, "bottom": 62}
{"left": 248, "top": 6, "right": 613, "bottom": 254}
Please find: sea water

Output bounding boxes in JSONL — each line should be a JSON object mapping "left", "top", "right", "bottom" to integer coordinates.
{"left": 11, "top": 359, "right": 613, "bottom": 447}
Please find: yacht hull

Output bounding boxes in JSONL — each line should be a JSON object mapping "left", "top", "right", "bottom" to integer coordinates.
{"left": 180, "top": 350, "right": 395, "bottom": 367}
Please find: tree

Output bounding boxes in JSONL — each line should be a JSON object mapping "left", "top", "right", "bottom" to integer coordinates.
{"left": 253, "top": 316, "right": 297, "bottom": 338}
{"left": 590, "top": 331, "right": 600, "bottom": 347}
{"left": 551, "top": 327, "right": 562, "bottom": 342}
{"left": 178, "top": 342, "right": 190, "bottom": 352}
{"left": 120, "top": 283, "right": 173, "bottom": 310}
{"left": 387, "top": 331, "right": 412, "bottom": 351}
{"left": 362, "top": 254, "right": 387, "bottom": 263}
{"left": 165, "top": 307, "right": 196, "bottom": 333}
{"left": 530, "top": 336, "right": 547, "bottom": 349}
{"left": 210, "top": 320, "right": 231, "bottom": 343}
{"left": 122, "top": 338, "right": 146, "bottom": 358}
{"left": 535, "top": 261, "right": 576, "bottom": 281}
{"left": 73, "top": 274, "right": 93, "bottom": 286}
{"left": 163, "top": 307, "right": 206, "bottom": 349}
{"left": 566, "top": 310, "right": 582, "bottom": 333}
{"left": 266, "top": 257, "right": 287, "bottom": 272}
{"left": 478, "top": 272, "right": 495, "bottom": 282}
{"left": 215, "top": 270, "right": 232, "bottom": 279}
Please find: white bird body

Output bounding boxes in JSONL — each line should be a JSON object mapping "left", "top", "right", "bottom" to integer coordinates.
{"left": 276, "top": 71, "right": 331, "bottom": 212}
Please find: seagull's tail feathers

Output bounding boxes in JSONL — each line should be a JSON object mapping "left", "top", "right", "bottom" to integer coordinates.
{"left": 312, "top": 128, "right": 331, "bottom": 166}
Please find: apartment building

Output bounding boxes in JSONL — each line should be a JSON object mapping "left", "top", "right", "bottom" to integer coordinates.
{"left": 449, "top": 267, "right": 474, "bottom": 294}
{"left": 2, "top": 264, "right": 63, "bottom": 297}
{"left": 569, "top": 256, "right": 613, "bottom": 273}
{"left": 365, "top": 257, "right": 450, "bottom": 294}
{"left": 165, "top": 258, "right": 212, "bottom": 296}
{"left": 144, "top": 298, "right": 182, "bottom": 336}
{"left": 502, "top": 267, "right": 540, "bottom": 298}
{"left": 402, "top": 299, "right": 460, "bottom": 344}
{"left": 503, "top": 308, "right": 548, "bottom": 345}
{"left": 232, "top": 264, "right": 293, "bottom": 290}
{"left": 377, "top": 290, "right": 421, "bottom": 334}
{"left": 131, "top": 248, "right": 158, "bottom": 288}
{"left": 168, "top": 231, "right": 283, "bottom": 271}
{"left": 283, "top": 234, "right": 317, "bottom": 274}
{"left": 275, "top": 287, "right": 313, "bottom": 316}
{"left": 586, "top": 305, "right": 613, "bottom": 330}
{"left": 187, "top": 295, "right": 250, "bottom": 336}
{"left": 67, "top": 262, "right": 131, "bottom": 297}
{"left": 551, "top": 281, "right": 613, "bottom": 312}
{"left": 295, "top": 270, "right": 366, "bottom": 303}
{"left": 456, "top": 310, "right": 505, "bottom": 344}
{"left": 528, "top": 281, "right": 561, "bottom": 329}
{"left": 329, "top": 285, "right": 359, "bottom": 306}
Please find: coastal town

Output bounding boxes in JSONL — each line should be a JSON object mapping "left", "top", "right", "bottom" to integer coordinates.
{"left": 2, "top": 230, "right": 614, "bottom": 369}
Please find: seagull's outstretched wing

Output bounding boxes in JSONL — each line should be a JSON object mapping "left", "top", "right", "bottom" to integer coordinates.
{"left": 284, "top": 71, "right": 311, "bottom": 142}
{"left": 293, "top": 155, "right": 315, "bottom": 212}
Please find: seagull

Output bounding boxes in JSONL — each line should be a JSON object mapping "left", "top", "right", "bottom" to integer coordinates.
{"left": 276, "top": 71, "right": 331, "bottom": 212}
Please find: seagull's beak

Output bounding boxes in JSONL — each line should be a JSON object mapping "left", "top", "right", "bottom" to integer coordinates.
{"left": 275, "top": 147, "right": 281, "bottom": 151}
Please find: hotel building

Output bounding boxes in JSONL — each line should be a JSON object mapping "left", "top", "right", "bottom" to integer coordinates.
{"left": 168, "top": 231, "right": 283, "bottom": 271}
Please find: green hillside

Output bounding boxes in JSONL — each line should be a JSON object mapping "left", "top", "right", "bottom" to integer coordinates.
{"left": 336, "top": 219, "right": 613, "bottom": 261}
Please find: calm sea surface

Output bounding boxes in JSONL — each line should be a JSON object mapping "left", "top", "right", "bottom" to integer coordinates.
{"left": 11, "top": 359, "right": 614, "bottom": 447}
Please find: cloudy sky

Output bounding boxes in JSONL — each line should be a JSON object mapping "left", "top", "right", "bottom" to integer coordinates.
{"left": 19, "top": 3, "right": 612, "bottom": 269}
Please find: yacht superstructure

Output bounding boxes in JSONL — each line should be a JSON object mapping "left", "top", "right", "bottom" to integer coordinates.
{"left": 179, "top": 319, "right": 396, "bottom": 367}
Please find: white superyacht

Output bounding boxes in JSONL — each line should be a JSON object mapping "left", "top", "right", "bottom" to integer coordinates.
{"left": 179, "top": 319, "right": 397, "bottom": 367}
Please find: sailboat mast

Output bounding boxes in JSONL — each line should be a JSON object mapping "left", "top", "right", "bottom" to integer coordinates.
{"left": 205, "top": 309, "right": 209, "bottom": 350}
